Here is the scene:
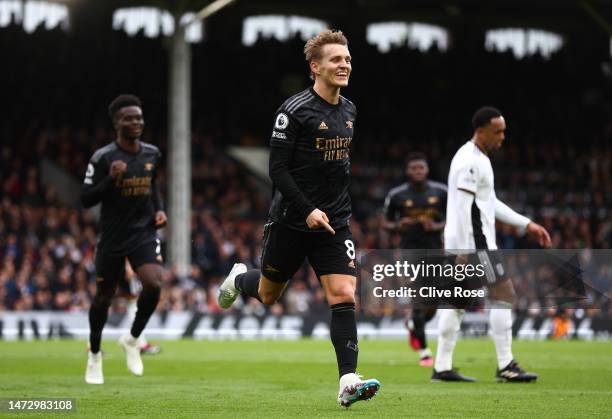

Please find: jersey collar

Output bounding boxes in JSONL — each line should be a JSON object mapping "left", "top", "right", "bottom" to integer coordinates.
{"left": 310, "top": 87, "right": 341, "bottom": 108}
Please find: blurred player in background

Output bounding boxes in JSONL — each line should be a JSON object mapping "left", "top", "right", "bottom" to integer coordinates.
{"left": 217, "top": 29, "right": 380, "bottom": 407}
{"left": 120, "top": 260, "right": 161, "bottom": 355}
{"left": 434, "top": 106, "right": 551, "bottom": 382}
{"left": 383, "top": 152, "right": 446, "bottom": 367}
{"left": 81, "top": 94, "right": 166, "bottom": 384}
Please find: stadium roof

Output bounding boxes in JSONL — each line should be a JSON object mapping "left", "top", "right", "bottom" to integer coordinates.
{"left": 42, "top": 0, "right": 612, "bottom": 35}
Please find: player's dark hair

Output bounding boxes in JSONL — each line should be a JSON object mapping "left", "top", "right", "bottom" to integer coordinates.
{"left": 406, "top": 152, "right": 427, "bottom": 165}
{"left": 108, "top": 94, "right": 142, "bottom": 121}
{"left": 472, "top": 106, "right": 502, "bottom": 130}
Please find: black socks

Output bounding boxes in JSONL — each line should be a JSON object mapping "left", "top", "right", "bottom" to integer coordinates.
{"left": 88, "top": 299, "right": 110, "bottom": 353}
{"left": 235, "top": 269, "right": 262, "bottom": 303}
{"left": 330, "top": 302, "right": 358, "bottom": 378}
{"left": 130, "top": 287, "right": 161, "bottom": 338}
{"left": 411, "top": 308, "right": 437, "bottom": 349}
{"left": 411, "top": 309, "right": 427, "bottom": 349}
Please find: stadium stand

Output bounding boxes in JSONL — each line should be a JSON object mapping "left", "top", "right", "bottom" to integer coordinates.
{"left": 1, "top": 26, "right": 610, "bottom": 319}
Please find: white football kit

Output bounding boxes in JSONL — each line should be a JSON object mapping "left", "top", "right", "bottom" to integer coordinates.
{"left": 436, "top": 139, "right": 532, "bottom": 374}
{"left": 444, "top": 140, "right": 530, "bottom": 251}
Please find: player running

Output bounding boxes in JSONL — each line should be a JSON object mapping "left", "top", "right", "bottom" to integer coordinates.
{"left": 82, "top": 94, "right": 166, "bottom": 384}
{"left": 383, "top": 152, "right": 446, "bottom": 367}
{"left": 433, "top": 106, "right": 551, "bottom": 382}
{"left": 217, "top": 29, "right": 380, "bottom": 407}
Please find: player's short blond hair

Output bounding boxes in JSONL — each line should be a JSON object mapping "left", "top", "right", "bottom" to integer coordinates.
{"left": 304, "top": 29, "right": 348, "bottom": 79}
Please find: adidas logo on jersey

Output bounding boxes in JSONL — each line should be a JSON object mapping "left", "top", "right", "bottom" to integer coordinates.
{"left": 318, "top": 121, "right": 328, "bottom": 130}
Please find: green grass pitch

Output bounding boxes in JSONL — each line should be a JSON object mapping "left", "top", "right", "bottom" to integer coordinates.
{"left": 1, "top": 339, "right": 610, "bottom": 417}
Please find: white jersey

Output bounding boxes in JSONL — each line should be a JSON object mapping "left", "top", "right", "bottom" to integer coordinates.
{"left": 444, "top": 140, "right": 497, "bottom": 250}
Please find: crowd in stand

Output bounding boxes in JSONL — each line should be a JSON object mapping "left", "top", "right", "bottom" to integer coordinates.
{"left": 1, "top": 25, "right": 610, "bottom": 317}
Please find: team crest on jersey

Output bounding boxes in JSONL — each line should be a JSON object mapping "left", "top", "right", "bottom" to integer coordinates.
{"left": 346, "top": 120, "right": 353, "bottom": 129}
{"left": 318, "top": 121, "right": 328, "bottom": 130}
{"left": 427, "top": 196, "right": 439, "bottom": 204}
{"left": 145, "top": 163, "right": 154, "bottom": 171}
{"left": 404, "top": 199, "right": 414, "bottom": 207}
{"left": 275, "top": 113, "right": 289, "bottom": 130}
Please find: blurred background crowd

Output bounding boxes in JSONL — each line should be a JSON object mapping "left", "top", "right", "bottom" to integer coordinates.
{"left": 1, "top": 24, "right": 610, "bottom": 317}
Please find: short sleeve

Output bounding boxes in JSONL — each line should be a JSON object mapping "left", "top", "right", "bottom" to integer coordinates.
{"left": 456, "top": 164, "right": 479, "bottom": 194}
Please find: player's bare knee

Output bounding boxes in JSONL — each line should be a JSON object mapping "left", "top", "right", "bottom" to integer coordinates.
{"left": 141, "top": 276, "right": 162, "bottom": 293}
{"left": 138, "top": 265, "right": 163, "bottom": 291}
{"left": 328, "top": 285, "right": 356, "bottom": 304}
{"left": 259, "top": 290, "right": 279, "bottom": 305}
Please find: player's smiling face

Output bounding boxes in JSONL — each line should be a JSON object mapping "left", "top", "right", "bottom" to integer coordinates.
{"left": 313, "top": 43, "right": 352, "bottom": 87}
{"left": 116, "top": 106, "right": 144, "bottom": 140}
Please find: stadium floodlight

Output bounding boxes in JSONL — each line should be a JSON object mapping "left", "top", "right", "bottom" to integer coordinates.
{"left": 182, "top": 0, "right": 235, "bottom": 26}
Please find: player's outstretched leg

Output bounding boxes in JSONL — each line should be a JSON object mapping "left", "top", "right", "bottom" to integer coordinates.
{"left": 218, "top": 263, "right": 249, "bottom": 308}
{"left": 120, "top": 263, "right": 161, "bottom": 376}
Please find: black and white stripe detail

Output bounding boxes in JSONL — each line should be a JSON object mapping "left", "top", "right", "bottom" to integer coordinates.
{"left": 141, "top": 142, "right": 160, "bottom": 155}
{"left": 427, "top": 180, "right": 448, "bottom": 192}
{"left": 471, "top": 200, "right": 488, "bottom": 250}
{"left": 284, "top": 90, "right": 314, "bottom": 113}
{"left": 476, "top": 250, "right": 497, "bottom": 284}
{"left": 90, "top": 142, "right": 117, "bottom": 163}
{"left": 340, "top": 95, "right": 354, "bottom": 108}
{"left": 383, "top": 183, "right": 409, "bottom": 214}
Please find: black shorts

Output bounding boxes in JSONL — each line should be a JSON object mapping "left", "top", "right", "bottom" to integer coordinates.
{"left": 470, "top": 250, "right": 509, "bottom": 285}
{"left": 404, "top": 251, "right": 507, "bottom": 309}
{"left": 260, "top": 222, "right": 357, "bottom": 283}
{"left": 95, "top": 238, "right": 162, "bottom": 287}
{"left": 434, "top": 250, "right": 508, "bottom": 309}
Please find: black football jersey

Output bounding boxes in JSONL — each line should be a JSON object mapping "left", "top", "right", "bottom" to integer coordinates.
{"left": 268, "top": 87, "right": 356, "bottom": 231}
{"left": 81, "top": 141, "right": 163, "bottom": 255}
{"left": 383, "top": 180, "right": 447, "bottom": 249}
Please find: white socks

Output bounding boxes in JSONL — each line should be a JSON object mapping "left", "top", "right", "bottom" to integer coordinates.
{"left": 419, "top": 348, "right": 432, "bottom": 359}
{"left": 489, "top": 303, "right": 514, "bottom": 370}
{"left": 434, "top": 304, "right": 514, "bottom": 371}
{"left": 127, "top": 298, "right": 138, "bottom": 320}
{"left": 434, "top": 309, "right": 464, "bottom": 371}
